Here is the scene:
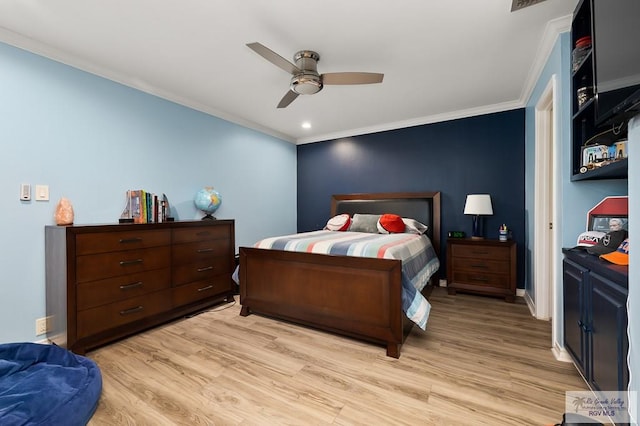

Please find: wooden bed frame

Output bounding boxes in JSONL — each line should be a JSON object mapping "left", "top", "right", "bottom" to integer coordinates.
{"left": 238, "top": 191, "right": 441, "bottom": 358}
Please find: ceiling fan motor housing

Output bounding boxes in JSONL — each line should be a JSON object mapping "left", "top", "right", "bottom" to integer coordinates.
{"left": 291, "top": 50, "right": 322, "bottom": 95}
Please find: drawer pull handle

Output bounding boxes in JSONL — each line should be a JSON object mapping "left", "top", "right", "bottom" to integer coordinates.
{"left": 120, "top": 281, "right": 143, "bottom": 290}
{"left": 120, "top": 306, "right": 144, "bottom": 315}
{"left": 471, "top": 264, "right": 487, "bottom": 269}
{"left": 471, "top": 276, "right": 489, "bottom": 282}
{"left": 471, "top": 251, "right": 489, "bottom": 255}
{"left": 197, "top": 266, "right": 214, "bottom": 272}
{"left": 197, "top": 285, "right": 214, "bottom": 292}
{"left": 120, "top": 259, "right": 143, "bottom": 266}
{"left": 197, "top": 248, "right": 214, "bottom": 253}
{"left": 119, "top": 237, "right": 143, "bottom": 244}
{"left": 196, "top": 231, "right": 211, "bottom": 236}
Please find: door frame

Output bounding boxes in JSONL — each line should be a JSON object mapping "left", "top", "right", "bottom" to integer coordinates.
{"left": 533, "top": 75, "right": 557, "bottom": 323}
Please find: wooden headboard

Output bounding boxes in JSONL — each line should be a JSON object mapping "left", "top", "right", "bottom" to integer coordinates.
{"left": 330, "top": 191, "right": 441, "bottom": 257}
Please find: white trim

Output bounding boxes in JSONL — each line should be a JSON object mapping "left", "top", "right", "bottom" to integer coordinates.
{"left": 299, "top": 15, "right": 572, "bottom": 145}
{"left": 552, "top": 344, "right": 574, "bottom": 363}
{"left": 0, "top": 16, "right": 571, "bottom": 146}
{"left": 518, "top": 15, "right": 571, "bottom": 110}
{"left": 523, "top": 290, "right": 536, "bottom": 316}
{"left": 533, "top": 75, "right": 557, "bottom": 322}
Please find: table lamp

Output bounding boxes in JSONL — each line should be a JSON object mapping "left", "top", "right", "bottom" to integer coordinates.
{"left": 464, "top": 194, "right": 493, "bottom": 239}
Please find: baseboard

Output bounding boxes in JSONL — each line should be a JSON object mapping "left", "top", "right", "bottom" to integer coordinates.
{"left": 522, "top": 290, "right": 536, "bottom": 317}
{"left": 552, "top": 344, "right": 573, "bottom": 363}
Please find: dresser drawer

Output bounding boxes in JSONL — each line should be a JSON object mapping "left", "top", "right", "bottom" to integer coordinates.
{"left": 450, "top": 244, "right": 509, "bottom": 260}
{"left": 451, "top": 271, "right": 511, "bottom": 289}
{"left": 77, "top": 268, "right": 171, "bottom": 310}
{"left": 172, "top": 277, "right": 232, "bottom": 307}
{"left": 172, "top": 226, "right": 230, "bottom": 244}
{"left": 172, "top": 256, "right": 231, "bottom": 286}
{"left": 76, "top": 246, "right": 171, "bottom": 283}
{"left": 172, "top": 240, "right": 231, "bottom": 265}
{"left": 76, "top": 229, "right": 170, "bottom": 255}
{"left": 77, "top": 289, "right": 172, "bottom": 339}
{"left": 451, "top": 258, "right": 510, "bottom": 274}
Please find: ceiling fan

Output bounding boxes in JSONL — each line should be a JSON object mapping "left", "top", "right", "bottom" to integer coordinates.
{"left": 246, "top": 42, "right": 384, "bottom": 108}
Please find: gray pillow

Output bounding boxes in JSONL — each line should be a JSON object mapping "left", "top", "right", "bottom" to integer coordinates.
{"left": 348, "top": 214, "right": 382, "bottom": 233}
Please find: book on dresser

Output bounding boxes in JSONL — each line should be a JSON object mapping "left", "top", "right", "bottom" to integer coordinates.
{"left": 45, "top": 220, "right": 235, "bottom": 354}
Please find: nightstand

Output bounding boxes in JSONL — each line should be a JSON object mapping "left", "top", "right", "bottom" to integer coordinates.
{"left": 446, "top": 238, "right": 517, "bottom": 302}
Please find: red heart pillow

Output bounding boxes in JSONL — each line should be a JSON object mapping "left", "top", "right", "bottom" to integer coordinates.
{"left": 377, "top": 214, "right": 406, "bottom": 234}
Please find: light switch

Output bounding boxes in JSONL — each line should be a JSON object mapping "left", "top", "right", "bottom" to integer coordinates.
{"left": 35, "top": 185, "right": 49, "bottom": 201}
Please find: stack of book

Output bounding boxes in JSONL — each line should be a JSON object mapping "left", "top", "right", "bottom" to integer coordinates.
{"left": 120, "top": 190, "right": 171, "bottom": 223}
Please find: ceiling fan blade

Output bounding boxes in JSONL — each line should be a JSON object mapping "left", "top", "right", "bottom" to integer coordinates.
{"left": 277, "top": 90, "right": 299, "bottom": 108}
{"left": 246, "top": 42, "right": 300, "bottom": 75}
{"left": 322, "top": 72, "right": 384, "bottom": 85}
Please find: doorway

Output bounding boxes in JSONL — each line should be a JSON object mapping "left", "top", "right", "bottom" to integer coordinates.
{"left": 532, "top": 76, "right": 557, "bottom": 331}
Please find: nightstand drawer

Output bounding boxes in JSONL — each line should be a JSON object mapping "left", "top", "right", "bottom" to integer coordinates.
{"left": 450, "top": 244, "right": 509, "bottom": 260}
{"left": 451, "top": 271, "right": 511, "bottom": 289}
{"left": 450, "top": 258, "right": 510, "bottom": 274}
{"left": 446, "top": 238, "right": 517, "bottom": 302}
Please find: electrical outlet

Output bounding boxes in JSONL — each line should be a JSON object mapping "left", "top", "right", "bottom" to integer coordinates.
{"left": 35, "top": 317, "right": 48, "bottom": 336}
{"left": 439, "top": 279, "right": 447, "bottom": 287}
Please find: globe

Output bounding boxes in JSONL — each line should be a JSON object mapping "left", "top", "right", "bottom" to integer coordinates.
{"left": 194, "top": 187, "right": 222, "bottom": 220}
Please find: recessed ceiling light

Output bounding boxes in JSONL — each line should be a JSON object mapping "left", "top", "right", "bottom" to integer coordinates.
{"left": 301, "top": 122, "right": 311, "bottom": 129}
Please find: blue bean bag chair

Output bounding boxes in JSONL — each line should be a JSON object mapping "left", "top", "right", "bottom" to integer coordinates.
{"left": 0, "top": 343, "right": 102, "bottom": 426}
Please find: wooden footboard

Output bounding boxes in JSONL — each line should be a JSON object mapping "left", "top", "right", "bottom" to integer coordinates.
{"left": 239, "top": 247, "right": 406, "bottom": 357}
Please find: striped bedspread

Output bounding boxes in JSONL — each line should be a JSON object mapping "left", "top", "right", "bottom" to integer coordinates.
{"left": 254, "top": 230, "right": 440, "bottom": 329}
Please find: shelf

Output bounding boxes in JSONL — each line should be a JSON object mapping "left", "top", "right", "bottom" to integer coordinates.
{"left": 569, "top": 0, "right": 628, "bottom": 182}
{"left": 571, "top": 158, "right": 628, "bottom": 181}
{"left": 572, "top": 98, "right": 595, "bottom": 120}
{"left": 571, "top": 49, "right": 592, "bottom": 78}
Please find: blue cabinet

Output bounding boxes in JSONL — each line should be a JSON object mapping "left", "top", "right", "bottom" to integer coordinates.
{"left": 563, "top": 258, "right": 589, "bottom": 378}
{"left": 563, "top": 249, "right": 628, "bottom": 391}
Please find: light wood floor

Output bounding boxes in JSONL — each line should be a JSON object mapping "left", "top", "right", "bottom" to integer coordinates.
{"left": 87, "top": 287, "right": 587, "bottom": 425}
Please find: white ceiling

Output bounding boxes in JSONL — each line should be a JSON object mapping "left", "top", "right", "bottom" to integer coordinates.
{"left": 0, "top": 0, "right": 577, "bottom": 144}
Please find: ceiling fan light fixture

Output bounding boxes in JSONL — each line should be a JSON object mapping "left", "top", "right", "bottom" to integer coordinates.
{"left": 291, "top": 74, "right": 323, "bottom": 95}
{"left": 247, "top": 42, "right": 384, "bottom": 108}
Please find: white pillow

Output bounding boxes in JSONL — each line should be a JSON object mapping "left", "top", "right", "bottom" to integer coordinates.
{"left": 402, "top": 218, "right": 428, "bottom": 235}
{"left": 325, "top": 214, "right": 351, "bottom": 231}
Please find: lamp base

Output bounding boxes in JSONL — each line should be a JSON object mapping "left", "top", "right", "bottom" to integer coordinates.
{"left": 471, "top": 215, "right": 484, "bottom": 239}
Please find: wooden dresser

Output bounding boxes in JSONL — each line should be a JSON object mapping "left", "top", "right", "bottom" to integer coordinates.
{"left": 45, "top": 220, "right": 235, "bottom": 354}
{"left": 446, "top": 238, "right": 517, "bottom": 302}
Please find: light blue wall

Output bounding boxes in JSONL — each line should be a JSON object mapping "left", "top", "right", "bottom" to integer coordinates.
{"left": 627, "top": 115, "right": 638, "bottom": 420}
{"left": 524, "top": 33, "right": 627, "bottom": 343}
{"left": 0, "top": 42, "right": 297, "bottom": 344}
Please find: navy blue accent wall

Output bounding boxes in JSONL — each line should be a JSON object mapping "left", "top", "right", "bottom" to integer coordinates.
{"left": 297, "top": 109, "right": 526, "bottom": 287}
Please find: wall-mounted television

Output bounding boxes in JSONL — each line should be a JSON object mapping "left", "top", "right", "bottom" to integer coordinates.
{"left": 593, "top": 0, "right": 640, "bottom": 126}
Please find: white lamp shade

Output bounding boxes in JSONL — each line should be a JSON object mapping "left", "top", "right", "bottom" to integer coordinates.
{"left": 464, "top": 194, "right": 493, "bottom": 215}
